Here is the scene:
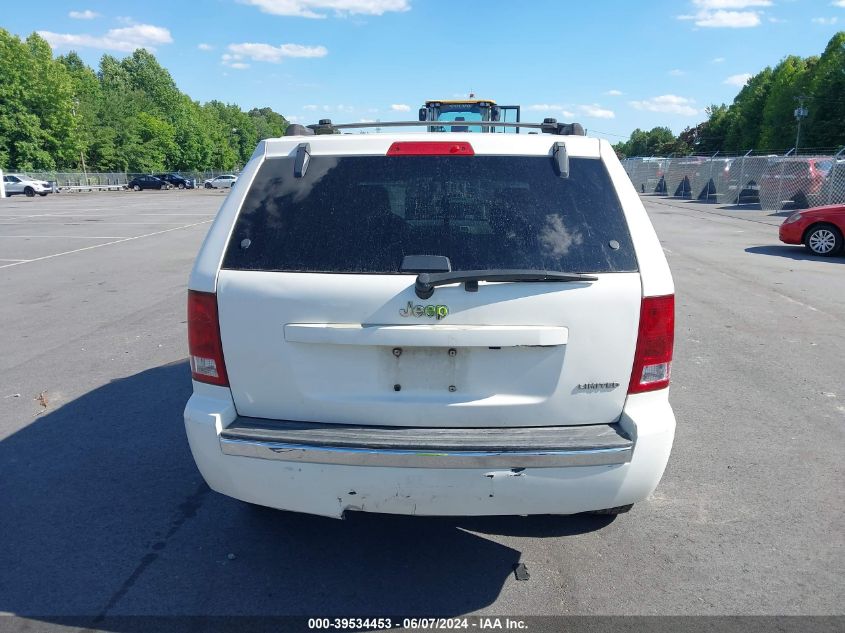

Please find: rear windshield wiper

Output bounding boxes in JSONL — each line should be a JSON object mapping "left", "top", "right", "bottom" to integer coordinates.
{"left": 414, "top": 269, "right": 598, "bottom": 299}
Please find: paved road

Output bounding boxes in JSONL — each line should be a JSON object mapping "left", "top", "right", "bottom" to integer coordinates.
{"left": 0, "top": 192, "right": 842, "bottom": 626}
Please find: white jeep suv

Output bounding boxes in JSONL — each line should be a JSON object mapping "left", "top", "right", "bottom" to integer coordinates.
{"left": 184, "top": 122, "right": 676, "bottom": 519}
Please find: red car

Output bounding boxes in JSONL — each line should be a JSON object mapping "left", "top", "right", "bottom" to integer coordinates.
{"left": 779, "top": 204, "right": 845, "bottom": 256}
{"left": 760, "top": 157, "right": 834, "bottom": 210}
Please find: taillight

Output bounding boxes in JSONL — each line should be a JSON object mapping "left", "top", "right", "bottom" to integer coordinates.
{"left": 188, "top": 290, "right": 229, "bottom": 387}
{"left": 628, "top": 295, "right": 674, "bottom": 394}
{"left": 387, "top": 142, "right": 474, "bottom": 156}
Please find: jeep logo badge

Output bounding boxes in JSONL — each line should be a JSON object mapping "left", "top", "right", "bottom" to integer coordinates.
{"left": 399, "top": 301, "right": 449, "bottom": 320}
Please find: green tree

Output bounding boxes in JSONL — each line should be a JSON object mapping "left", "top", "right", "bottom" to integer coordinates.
{"left": 120, "top": 49, "right": 180, "bottom": 115}
{"left": 614, "top": 127, "right": 684, "bottom": 157}
{"left": 722, "top": 68, "right": 774, "bottom": 152}
{"left": 758, "top": 55, "right": 816, "bottom": 151}
{"left": 690, "top": 104, "right": 736, "bottom": 154}
{"left": 249, "top": 107, "right": 289, "bottom": 140}
{"left": 0, "top": 30, "right": 77, "bottom": 170}
{"left": 124, "top": 112, "right": 178, "bottom": 172}
{"left": 58, "top": 51, "right": 101, "bottom": 170}
{"left": 171, "top": 96, "right": 215, "bottom": 171}
{"left": 204, "top": 101, "right": 258, "bottom": 168}
{"left": 803, "top": 32, "right": 845, "bottom": 150}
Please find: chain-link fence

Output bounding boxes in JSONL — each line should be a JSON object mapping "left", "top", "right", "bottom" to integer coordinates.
{"left": 621, "top": 149, "right": 845, "bottom": 211}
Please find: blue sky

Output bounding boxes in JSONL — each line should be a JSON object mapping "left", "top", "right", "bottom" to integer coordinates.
{"left": 5, "top": 0, "right": 844, "bottom": 142}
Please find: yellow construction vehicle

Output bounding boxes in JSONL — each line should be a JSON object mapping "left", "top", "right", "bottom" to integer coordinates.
{"left": 418, "top": 96, "right": 521, "bottom": 133}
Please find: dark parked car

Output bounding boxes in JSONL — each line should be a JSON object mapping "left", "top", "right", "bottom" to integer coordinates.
{"left": 155, "top": 173, "right": 195, "bottom": 189}
{"left": 127, "top": 175, "right": 170, "bottom": 191}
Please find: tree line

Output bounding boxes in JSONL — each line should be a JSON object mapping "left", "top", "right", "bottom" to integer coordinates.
{"left": 614, "top": 32, "right": 845, "bottom": 157}
{"left": 0, "top": 29, "right": 288, "bottom": 173}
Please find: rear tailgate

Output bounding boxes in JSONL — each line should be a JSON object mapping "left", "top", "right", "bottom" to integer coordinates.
{"left": 217, "top": 270, "right": 639, "bottom": 427}
{"left": 214, "top": 134, "right": 642, "bottom": 428}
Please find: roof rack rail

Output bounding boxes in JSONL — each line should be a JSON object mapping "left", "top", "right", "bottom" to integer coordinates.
{"left": 285, "top": 123, "right": 314, "bottom": 136}
{"left": 285, "top": 118, "right": 586, "bottom": 137}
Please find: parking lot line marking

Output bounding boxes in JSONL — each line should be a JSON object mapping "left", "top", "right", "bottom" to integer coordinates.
{"left": 0, "top": 235, "right": 127, "bottom": 239}
{"left": 776, "top": 292, "right": 820, "bottom": 313}
{"left": 0, "top": 220, "right": 212, "bottom": 269}
{"left": 0, "top": 222, "right": 205, "bottom": 226}
{"left": 0, "top": 258, "right": 30, "bottom": 262}
{"left": 0, "top": 213, "right": 214, "bottom": 217}
{"left": 0, "top": 212, "right": 85, "bottom": 219}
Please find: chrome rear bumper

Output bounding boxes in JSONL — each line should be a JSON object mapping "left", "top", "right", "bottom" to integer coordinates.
{"left": 219, "top": 417, "right": 633, "bottom": 468}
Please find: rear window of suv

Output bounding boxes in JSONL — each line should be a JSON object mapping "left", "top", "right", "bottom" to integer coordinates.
{"left": 222, "top": 155, "right": 638, "bottom": 274}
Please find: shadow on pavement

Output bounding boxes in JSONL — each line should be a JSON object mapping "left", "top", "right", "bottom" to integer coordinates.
{"left": 745, "top": 245, "right": 845, "bottom": 263}
{"left": 716, "top": 203, "right": 764, "bottom": 212}
{"left": 0, "top": 360, "right": 613, "bottom": 629}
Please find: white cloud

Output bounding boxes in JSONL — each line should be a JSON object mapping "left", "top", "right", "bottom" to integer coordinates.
{"left": 38, "top": 24, "right": 173, "bottom": 52}
{"left": 198, "top": 43, "right": 214, "bottom": 51}
{"left": 221, "top": 54, "right": 250, "bottom": 69}
{"left": 669, "top": 69, "right": 686, "bottom": 76}
{"left": 226, "top": 42, "right": 328, "bottom": 63}
{"left": 678, "top": 9, "right": 762, "bottom": 27}
{"left": 811, "top": 16, "right": 838, "bottom": 24}
{"left": 239, "top": 0, "right": 410, "bottom": 19}
{"left": 605, "top": 89, "right": 624, "bottom": 96}
{"left": 69, "top": 9, "right": 99, "bottom": 19}
{"left": 526, "top": 104, "right": 565, "bottom": 111}
{"left": 390, "top": 104, "right": 410, "bottom": 112}
{"left": 629, "top": 94, "right": 699, "bottom": 116}
{"left": 833, "top": 0, "right": 845, "bottom": 7}
{"left": 724, "top": 73, "right": 752, "bottom": 86}
{"left": 712, "top": 57, "right": 726, "bottom": 63}
{"left": 579, "top": 104, "right": 615, "bottom": 119}
{"left": 526, "top": 104, "right": 576, "bottom": 118}
{"left": 301, "top": 104, "right": 355, "bottom": 113}
{"left": 679, "top": 2, "right": 767, "bottom": 27}
{"left": 692, "top": 0, "right": 770, "bottom": 7}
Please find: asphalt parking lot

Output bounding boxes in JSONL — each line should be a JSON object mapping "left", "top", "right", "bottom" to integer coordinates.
{"left": 0, "top": 191, "right": 843, "bottom": 626}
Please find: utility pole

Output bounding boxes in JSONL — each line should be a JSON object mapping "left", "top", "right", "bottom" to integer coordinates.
{"left": 80, "top": 150, "right": 88, "bottom": 187}
{"left": 794, "top": 95, "right": 808, "bottom": 156}
{"left": 72, "top": 99, "right": 88, "bottom": 187}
